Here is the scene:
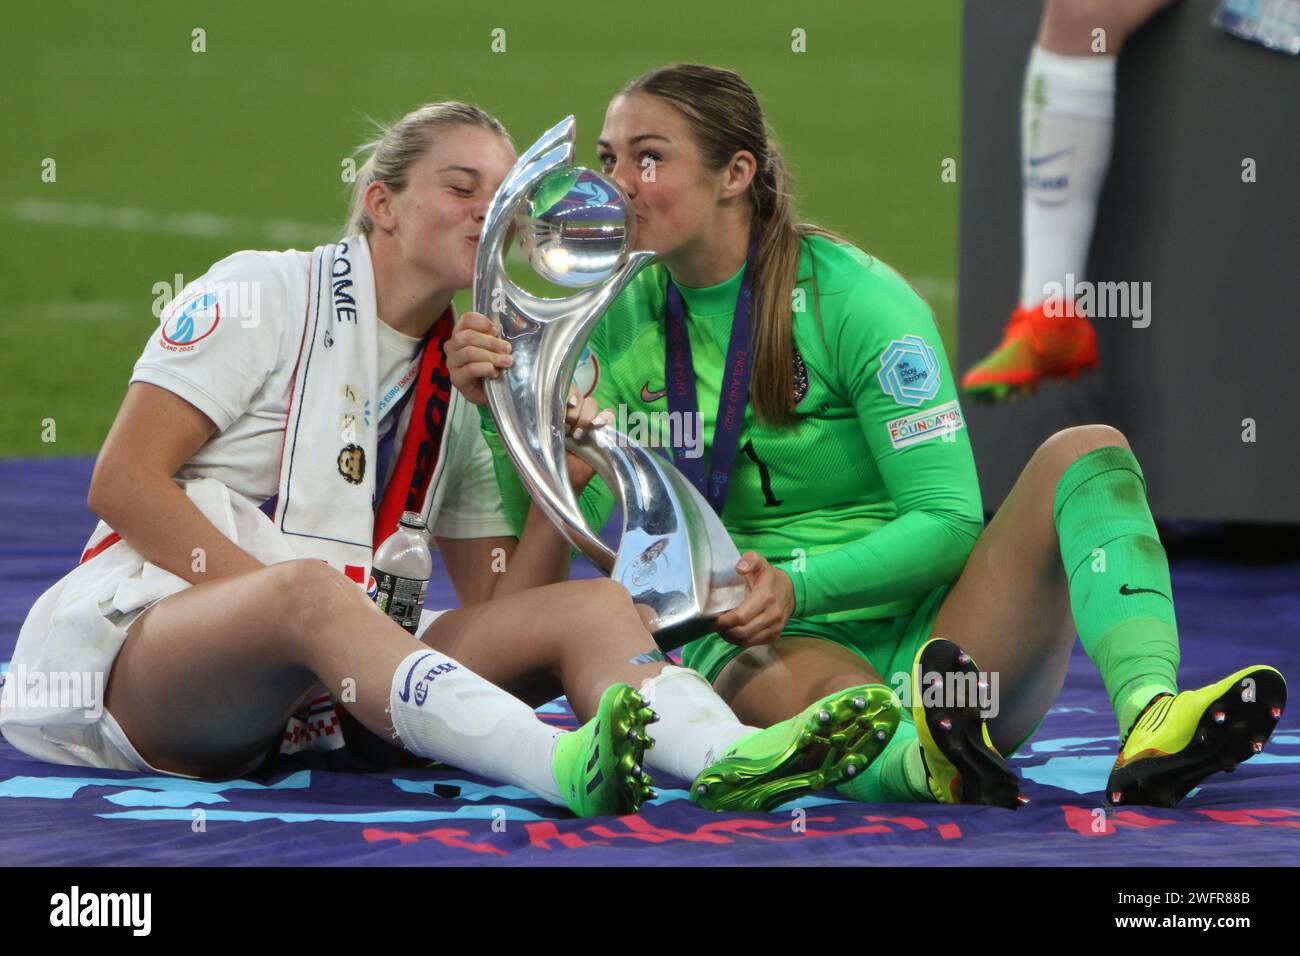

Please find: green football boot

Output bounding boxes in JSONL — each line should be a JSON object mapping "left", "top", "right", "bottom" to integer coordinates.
{"left": 1107, "top": 666, "right": 1287, "bottom": 807}
{"left": 690, "top": 684, "right": 900, "bottom": 813}
{"left": 913, "top": 638, "right": 1025, "bottom": 808}
{"left": 552, "top": 683, "right": 657, "bottom": 817}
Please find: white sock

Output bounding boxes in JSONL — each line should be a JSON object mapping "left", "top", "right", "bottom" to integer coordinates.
{"left": 387, "top": 649, "right": 565, "bottom": 805}
{"left": 1020, "top": 45, "right": 1117, "bottom": 309}
{"left": 637, "top": 665, "right": 758, "bottom": 782}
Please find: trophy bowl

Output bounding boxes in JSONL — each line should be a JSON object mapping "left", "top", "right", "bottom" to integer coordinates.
{"left": 516, "top": 167, "right": 635, "bottom": 288}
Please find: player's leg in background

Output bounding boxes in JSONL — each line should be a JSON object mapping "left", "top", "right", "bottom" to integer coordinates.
{"left": 961, "top": 0, "right": 1179, "bottom": 401}
{"left": 1024, "top": 0, "right": 1179, "bottom": 302}
{"left": 1039, "top": 0, "right": 1182, "bottom": 55}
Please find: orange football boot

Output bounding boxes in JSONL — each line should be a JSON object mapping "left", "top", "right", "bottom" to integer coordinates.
{"left": 961, "top": 302, "right": 1099, "bottom": 402}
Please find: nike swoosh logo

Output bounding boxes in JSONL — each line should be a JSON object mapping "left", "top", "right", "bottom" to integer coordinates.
{"left": 1120, "top": 584, "right": 1172, "bottom": 602}
{"left": 1027, "top": 147, "right": 1075, "bottom": 167}
{"left": 397, "top": 652, "right": 435, "bottom": 703}
{"left": 641, "top": 382, "right": 666, "bottom": 402}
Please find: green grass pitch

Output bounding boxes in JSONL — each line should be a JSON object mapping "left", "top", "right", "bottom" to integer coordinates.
{"left": 0, "top": 0, "right": 961, "bottom": 457}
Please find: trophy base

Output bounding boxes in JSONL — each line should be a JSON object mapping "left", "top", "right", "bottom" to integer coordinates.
{"left": 646, "top": 615, "right": 722, "bottom": 653}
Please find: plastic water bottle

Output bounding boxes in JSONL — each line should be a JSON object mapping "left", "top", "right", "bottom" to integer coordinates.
{"left": 372, "top": 511, "right": 432, "bottom": 634}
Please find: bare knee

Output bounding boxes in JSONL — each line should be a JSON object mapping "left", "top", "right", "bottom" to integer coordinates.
{"left": 1034, "top": 424, "right": 1131, "bottom": 481}
{"left": 571, "top": 577, "right": 639, "bottom": 622}
{"left": 264, "top": 559, "right": 368, "bottom": 648}
{"left": 548, "top": 578, "right": 643, "bottom": 669}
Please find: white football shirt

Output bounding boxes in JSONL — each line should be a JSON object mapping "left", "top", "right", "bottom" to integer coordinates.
{"left": 129, "top": 247, "right": 511, "bottom": 540}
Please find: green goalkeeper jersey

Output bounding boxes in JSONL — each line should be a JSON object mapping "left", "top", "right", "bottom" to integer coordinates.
{"left": 480, "top": 234, "right": 984, "bottom": 623}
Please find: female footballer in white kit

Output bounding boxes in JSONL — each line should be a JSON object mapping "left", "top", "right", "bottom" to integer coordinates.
{"left": 0, "top": 102, "right": 894, "bottom": 817}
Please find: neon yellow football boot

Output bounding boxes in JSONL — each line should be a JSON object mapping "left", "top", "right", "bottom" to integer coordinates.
{"left": 1107, "top": 666, "right": 1287, "bottom": 807}
{"left": 913, "top": 638, "right": 1026, "bottom": 808}
{"left": 552, "top": 683, "right": 657, "bottom": 817}
{"left": 691, "top": 684, "right": 900, "bottom": 813}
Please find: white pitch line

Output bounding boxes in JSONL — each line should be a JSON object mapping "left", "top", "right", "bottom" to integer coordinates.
{"left": 6, "top": 197, "right": 338, "bottom": 246}
{"left": 6, "top": 196, "right": 959, "bottom": 301}
{"left": 28, "top": 300, "right": 139, "bottom": 322}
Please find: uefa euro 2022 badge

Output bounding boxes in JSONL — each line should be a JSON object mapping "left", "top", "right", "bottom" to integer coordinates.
{"left": 159, "top": 291, "right": 220, "bottom": 353}
{"left": 877, "top": 335, "right": 942, "bottom": 407}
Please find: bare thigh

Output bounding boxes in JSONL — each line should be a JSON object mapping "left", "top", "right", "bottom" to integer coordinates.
{"left": 1040, "top": 0, "right": 1181, "bottom": 54}
{"left": 714, "top": 637, "right": 886, "bottom": 728}
{"left": 107, "top": 558, "right": 439, "bottom": 778}
{"left": 105, "top": 565, "right": 320, "bottom": 778}
{"left": 932, "top": 425, "right": 1131, "bottom": 751}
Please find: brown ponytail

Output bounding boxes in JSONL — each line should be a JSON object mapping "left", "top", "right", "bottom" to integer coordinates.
{"left": 621, "top": 64, "right": 846, "bottom": 427}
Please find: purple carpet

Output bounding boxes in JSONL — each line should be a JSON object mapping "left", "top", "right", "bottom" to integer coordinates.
{"left": 2, "top": 458, "right": 1298, "bottom": 866}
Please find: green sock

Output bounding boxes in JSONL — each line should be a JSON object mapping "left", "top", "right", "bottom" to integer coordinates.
{"left": 835, "top": 714, "right": 932, "bottom": 804}
{"left": 1053, "top": 445, "right": 1180, "bottom": 738}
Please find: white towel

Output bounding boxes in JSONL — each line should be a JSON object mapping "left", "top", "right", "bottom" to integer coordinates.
{"left": 273, "top": 235, "right": 386, "bottom": 579}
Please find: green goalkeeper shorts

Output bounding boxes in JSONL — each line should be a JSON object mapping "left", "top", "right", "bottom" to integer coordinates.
{"left": 681, "top": 583, "right": 951, "bottom": 692}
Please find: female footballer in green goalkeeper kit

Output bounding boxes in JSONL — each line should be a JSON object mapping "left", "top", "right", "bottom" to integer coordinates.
{"left": 446, "top": 63, "right": 1286, "bottom": 810}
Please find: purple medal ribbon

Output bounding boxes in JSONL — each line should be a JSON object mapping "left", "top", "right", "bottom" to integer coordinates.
{"left": 663, "top": 236, "right": 759, "bottom": 515}
{"left": 373, "top": 334, "right": 427, "bottom": 508}
{"left": 373, "top": 386, "right": 415, "bottom": 501}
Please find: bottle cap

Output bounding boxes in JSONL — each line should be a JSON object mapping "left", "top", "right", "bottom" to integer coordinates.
{"left": 399, "top": 511, "right": 427, "bottom": 530}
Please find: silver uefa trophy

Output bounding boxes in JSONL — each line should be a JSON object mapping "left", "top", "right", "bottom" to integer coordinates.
{"left": 472, "top": 116, "right": 748, "bottom": 650}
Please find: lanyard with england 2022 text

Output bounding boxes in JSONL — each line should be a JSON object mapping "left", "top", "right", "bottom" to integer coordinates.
{"left": 662, "top": 235, "right": 758, "bottom": 515}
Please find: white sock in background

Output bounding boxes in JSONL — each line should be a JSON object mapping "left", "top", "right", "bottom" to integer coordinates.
{"left": 388, "top": 649, "right": 564, "bottom": 805}
{"left": 1020, "top": 45, "right": 1117, "bottom": 308}
{"left": 638, "top": 666, "right": 758, "bottom": 782}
